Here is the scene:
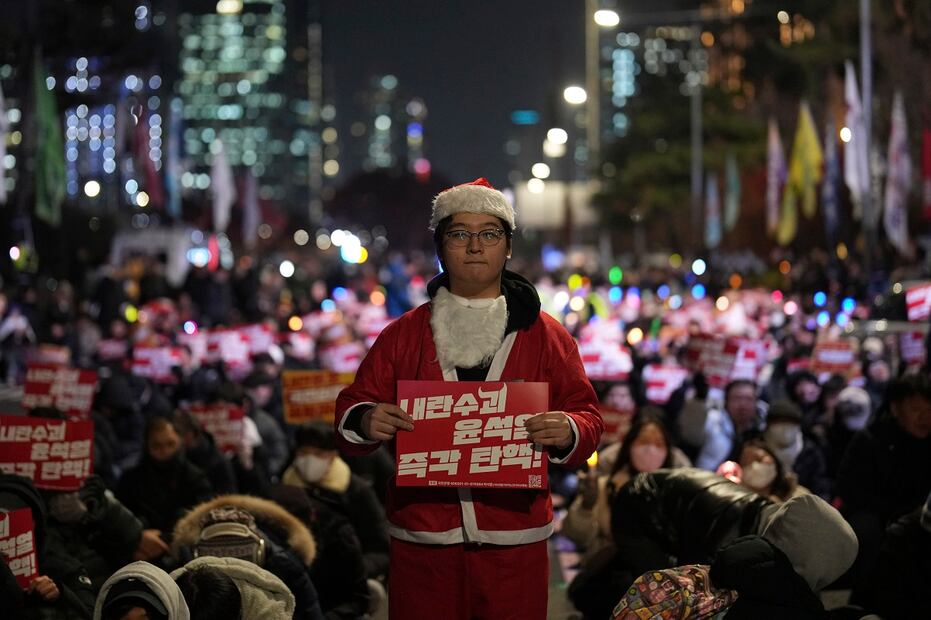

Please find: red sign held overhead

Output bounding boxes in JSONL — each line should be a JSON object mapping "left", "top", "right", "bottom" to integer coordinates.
{"left": 0, "top": 416, "right": 94, "bottom": 491}
{"left": 810, "top": 341, "right": 859, "bottom": 378}
{"left": 906, "top": 283, "right": 931, "bottom": 321}
{"left": 132, "top": 346, "right": 183, "bottom": 384}
{"left": 0, "top": 508, "right": 39, "bottom": 589}
{"left": 23, "top": 363, "right": 97, "bottom": 420}
{"left": 899, "top": 332, "right": 927, "bottom": 367}
{"left": 395, "top": 381, "right": 549, "bottom": 489}
{"left": 642, "top": 365, "right": 689, "bottom": 404}
{"left": 188, "top": 403, "right": 245, "bottom": 454}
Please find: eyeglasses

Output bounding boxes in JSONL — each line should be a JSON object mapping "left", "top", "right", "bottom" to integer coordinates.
{"left": 444, "top": 228, "right": 506, "bottom": 248}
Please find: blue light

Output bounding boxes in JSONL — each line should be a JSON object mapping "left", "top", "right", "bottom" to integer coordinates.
{"left": 407, "top": 123, "right": 423, "bottom": 138}
{"left": 836, "top": 313, "right": 849, "bottom": 327}
{"left": 817, "top": 311, "right": 830, "bottom": 327}
{"left": 814, "top": 291, "right": 827, "bottom": 307}
{"left": 183, "top": 320, "right": 197, "bottom": 335}
{"left": 841, "top": 297, "right": 855, "bottom": 313}
{"left": 510, "top": 110, "right": 540, "bottom": 125}
{"left": 608, "top": 286, "right": 623, "bottom": 303}
{"left": 333, "top": 287, "right": 349, "bottom": 301}
{"left": 627, "top": 286, "right": 641, "bottom": 298}
{"left": 321, "top": 299, "right": 336, "bottom": 312}
{"left": 669, "top": 295, "right": 683, "bottom": 309}
{"left": 656, "top": 284, "right": 670, "bottom": 300}
{"left": 691, "top": 284, "right": 706, "bottom": 299}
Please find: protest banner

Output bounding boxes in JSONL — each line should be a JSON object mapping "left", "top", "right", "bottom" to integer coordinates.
{"left": 206, "top": 329, "right": 251, "bottom": 379}
{"left": 0, "top": 508, "right": 38, "bottom": 589}
{"left": 240, "top": 323, "right": 277, "bottom": 356}
{"left": 599, "top": 406, "right": 635, "bottom": 444}
{"left": 318, "top": 342, "right": 365, "bottom": 373}
{"left": 22, "top": 363, "right": 97, "bottom": 420}
{"left": 642, "top": 364, "right": 689, "bottom": 404}
{"left": 899, "top": 332, "right": 927, "bottom": 367}
{"left": 579, "top": 341, "right": 632, "bottom": 381}
{"left": 280, "top": 331, "right": 314, "bottom": 362}
{"left": 0, "top": 416, "right": 93, "bottom": 490}
{"left": 905, "top": 283, "right": 931, "bottom": 321}
{"left": 177, "top": 330, "right": 208, "bottom": 364}
{"left": 282, "top": 370, "right": 355, "bottom": 424}
{"left": 132, "top": 346, "right": 183, "bottom": 384}
{"left": 811, "top": 341, "right": 858, "bottom": 378}
{"left": 29, "top": 344, "right": 71, "bottom": 366}
{"left": 188, "top": 403, "right": 245, "bottom": 454}
{"left": 97, "top": 338, "right": 129, "bottom": 362}
{"left": 395, "top": 381, "right": 549, "bottom": 489}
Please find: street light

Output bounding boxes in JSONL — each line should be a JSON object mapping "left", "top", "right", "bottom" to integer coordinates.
{"left": 594, "top": 9, "right": 620, "bottom": 27}
{"left": 563, "top": 86, "right": 587, "bottom": 105}
{"left": 547, "top": 128, "right": 568, "bottom": 145}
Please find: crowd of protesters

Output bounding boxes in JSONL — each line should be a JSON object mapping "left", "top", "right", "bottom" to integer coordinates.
{"left": 0, "top": 242, "right": 928, "bottom": 619}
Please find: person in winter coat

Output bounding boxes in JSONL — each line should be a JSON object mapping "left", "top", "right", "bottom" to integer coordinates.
{"left": 282, "top": 422, "right": 389, "bottom": 582}
{"left": 171, "top": 494, "right": 323, "bottom": 620}
{"left": 171, "top": 556, "right": 295, "bottom": 620}
{"left": 269, "top": 484, "right": 371, "bottom": 620}
{"left": 94, "top": 561, "right": 189, "bottom": 620}
{"left": 116, "top": 417, "right": 214, "bottom": 540}
{"left": 334, "top": 178, "right": 603, "bottom": 619}
{"left": 172, "top": 409, "right": 238, "bottom": 494}
{"left": 695, "top": 380, "right": 763, "bottom": 471}
{"left": 835, "top": 372, "right": 931, "bottom": 605}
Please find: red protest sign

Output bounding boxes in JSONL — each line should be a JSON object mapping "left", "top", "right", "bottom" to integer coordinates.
{"left": 642, "top": 365, "right": 689, "bottom": 404}
{"left": 395, "top": 381, "right": 549, "bottom": 489}
{"left": 240, "top": 323, "right": 277, "bottom": 356}
{"left": 810, "top": 341, "right": 858, "bottom": 378}
{"left": 188, "top": 403, "right": 245, "bottom": 454}
{"left": 899, "top": 332, "right": 927, "bottom": 367}
{"left": 23, "top": 364, "right": 97, "bottom": 420}
{"left": 282, "top": 370, "right": 355, "bottom": 424}
{"left": 0, "top": 416, "right": 93, "bottom": 490}
{"left": 599, "top": 406, "right": 634, "bottom": 444}
{"left": 97, "top": 338, "right": 129, "bottom": 362}
{"left": 132, "top": 346, "right": 183, "bottom": 384}
{"left": 0, "top": 508, "right": 38, "bottom": 589}
{"left": 29, "top": 344, "right": 71, "bottom": 366}
{"left": 319, "top": 342, "right": 366, "bottom": 374}
{"left": 579, "top": 341, "right": 633, "bottom": 381}
{"left": 207, "top": 329, "right": 251, "bottom": 379}
{"left": 177, "top": 331, "right": 208, "bottom": 364}
{"left": 280, "top": 331, "right": 314, "bottom": 362}
{"left": 906, "top": 284, "right": 931, "bottom": 321}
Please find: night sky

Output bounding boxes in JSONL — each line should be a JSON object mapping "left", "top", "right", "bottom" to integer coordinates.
{"left": 321, "top": 0, "right": 586, "bottom": 187}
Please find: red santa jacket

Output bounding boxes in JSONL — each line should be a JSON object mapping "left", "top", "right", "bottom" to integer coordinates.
{"left": 335, "top": 302, "right": 603, "bottom": 545}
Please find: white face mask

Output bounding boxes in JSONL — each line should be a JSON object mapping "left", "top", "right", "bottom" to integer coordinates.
{"left": 296, "top": 454, "right": 332, "bottom": 483}
{"left": 742, "top": 460, "right": 777, "bottom": 491}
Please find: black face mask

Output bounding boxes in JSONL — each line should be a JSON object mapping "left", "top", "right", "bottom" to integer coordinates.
{"left": 148, "top": 452, "right": 182, "bottom": 473}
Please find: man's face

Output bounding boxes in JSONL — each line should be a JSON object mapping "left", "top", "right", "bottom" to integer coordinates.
{"left": 440, "top": 212, "right": 510, "bottom": 298}
{"left": 726, "top": 384, "right": 757, "bottom": 431}
{"left": 892, "top": 395, "right": 931, "bottom": 439}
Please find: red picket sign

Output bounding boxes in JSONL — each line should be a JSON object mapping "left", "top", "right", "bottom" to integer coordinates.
{"left": 132, "top": 346, "right": 183, "bottom": 384}
{"left": 0, "top": 416, "right": 94, "bottom": 490}
{"left": 188, "top": 403, "right": 245, "bottom": 454}
{"left": 905, "top": 284, "right": 931, "bottom": 321}
{"left": 22, "top": 363, "right": 97, "bottom": 420}
{"left": 240, "top": 323, "right": 277, "bottom": 356}
{"left": 0, "top": 508, "right": 39, "bottom": 589}
{"left": 642, "top": 365, "right": 689, "bottom": 404}
{"left": 395, "top": 381, "right": 549, "bottom": 489}
{"left": 899, "top": 332, "right": 927, "bottom": 367}
{"left": 810, "top": 341, "right": 858, "bottom": 377}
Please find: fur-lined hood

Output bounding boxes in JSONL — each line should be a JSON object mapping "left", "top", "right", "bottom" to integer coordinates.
{"left": 172, "top": 494, "right": 316, "bottom": 566}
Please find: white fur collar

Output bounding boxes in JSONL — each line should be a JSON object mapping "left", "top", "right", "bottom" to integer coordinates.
{"left": 430, "top": 287, "right": 507, "bottom": 370}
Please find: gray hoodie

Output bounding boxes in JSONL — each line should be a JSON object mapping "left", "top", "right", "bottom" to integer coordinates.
{"left": 171, "top": 556, "right": 295, "bottom": 620}
{"left": 758, "top": 493, "right": 859, "bottom": 591}
{"left": 93, "top": 561, "right": 190, "bottom": 620}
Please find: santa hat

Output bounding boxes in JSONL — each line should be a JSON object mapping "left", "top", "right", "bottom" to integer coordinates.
{"left": 429, "top": 178, "right": 515, "bottom": 231}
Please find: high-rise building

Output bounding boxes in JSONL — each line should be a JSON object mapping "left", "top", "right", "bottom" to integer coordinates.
{"left": 176, "top": 0, "right": 325, "bottom": 218}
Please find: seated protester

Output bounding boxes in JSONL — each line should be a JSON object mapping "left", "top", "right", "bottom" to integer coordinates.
{"left": 835, "top": 373, "right": 931, "bottom": 605}
{"left": 172, "top": 409, "right": 238, "bottom": 494}
{"left": 696, "top": 380, "right": 763, "bottom": 472}
{"left": 116, "top": 417, "right": 214, "bottom": 541}
{"left": 675, "top": 373, "right": 711, "bottom": 462}
{"left": 215, "top": 381, "right": 282, "bottom": 489}
{"left": 824, "top": 386, "right": 872, "bottom": 479}
{"left": 1, "top": 474, "right": 96, "bottom": 619}
{"left": 94, "top": 561, "right": 189, "bottom": 620}
{"left": 761, "top": 399, "right": 831, "bottom": 500}
{"left": 563, "top": 411, "right": 676, "bottom": 560}
{"left": 281, "top": 422, "right": 389, "bottom": 583}
{"left": 93, "top": 373, "right": 146, "bottom": 476}
{"left": 734, "top": 439, "right": 806, "bottom": 503}
{"left": 785, "top": 370, "right": 822, "bottom": 431}
{"left": 270, "top": 485, "right": 371, "bottom": 620}
{"left": 865, "top": 491, "right": 931, "bottom": 619}
{"left": 43, "top": 476, "right": 169, "bottom": 592}
{"left": 610, "top": 471, "right": 857, "bottom": 620}
{"left": 172, "top": 556, "right": 295, "bottom": 620}
{"left": 171, "top": 497, "right": 323, "bottom": 620}
{"left": 241, "top": 372, "right": 291, "bottom": 478}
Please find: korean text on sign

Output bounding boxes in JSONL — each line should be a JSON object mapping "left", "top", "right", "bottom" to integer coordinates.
{"left": 0, "top": 416, "right": 93, "bottom": 491}
{"left": 0, "top": 508, "right": 38, "bottom": 589}
{"left": 23, "top": 363, "right": 98, "bottom": 420}
{"left": 395, "top": 381, "right": 549, "bottom": 489}
{"left": 282, "top": 370, "right": 355, "bottom": 424}
{"left": 188, "top": 404, "right": 245, "bottom": 455}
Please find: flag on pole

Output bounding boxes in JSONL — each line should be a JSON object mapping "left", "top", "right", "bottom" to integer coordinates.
{"left": 210, "top": 138, "right": 236, "bottom": 233}
{"left": 241, "top": 167, "right": 260, "bottom": 250}
{"left": 704, "top": 171, "right": 721, "bottom": 249}
{"left": 34, "top": 53, "right": 65, "bottom": 228}
{"left": 922, "top": 126, "right": 931, "bottom": 221}
{"left": 778, "top": 102, "right": 823, "bottom": 245}
{"left": 822, "top": 120, "right": 840, "bottom": 244}
{"left": 165, "top": 97, "right": 184, "bottom": 220}
{"left": 883, "top": 91, "right": 912, "bottom": 257}
{"left": 723, "top": 152, "right": 740, "bottom": 232}
{"left": 844, "top": 61, "right": 870, "bottom": 221}
{"left": 766, "top": 118, "right": 786, "bottom": 235}
{"left": 0, "top": 80, "right": 9, "bottom": 205}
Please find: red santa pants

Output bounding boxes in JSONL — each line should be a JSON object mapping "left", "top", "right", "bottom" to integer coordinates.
{"left": 388, "top": 537, "right": 549, "bottom": 619}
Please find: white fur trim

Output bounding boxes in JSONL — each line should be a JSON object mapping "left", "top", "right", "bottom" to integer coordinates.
{"left": 430, "top": 184, "right": 516, "bottom": 230}
{"left": 430, "top": 288, "right": 507, "bottom": 370}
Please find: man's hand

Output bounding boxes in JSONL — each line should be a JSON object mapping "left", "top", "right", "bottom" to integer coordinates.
{"left": 133, "top": 529, "right": 169, "bottom": 561}
{"left": 524, "top": 411, "right": 573, "bottom": 450}
{"left": 362, "top": 403, "right": 414, "bottom": 442}
{"left": 30, "top": 576, "right": 60, "bottom": 602}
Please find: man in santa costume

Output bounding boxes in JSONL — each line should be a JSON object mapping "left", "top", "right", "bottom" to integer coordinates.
{"left": 335, "top": 178, "right": 603, "bottom": 618}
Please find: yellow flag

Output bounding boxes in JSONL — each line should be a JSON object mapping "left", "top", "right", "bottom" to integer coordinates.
{"left": 777, "top": 102, "right": 823, "bottom": 245}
